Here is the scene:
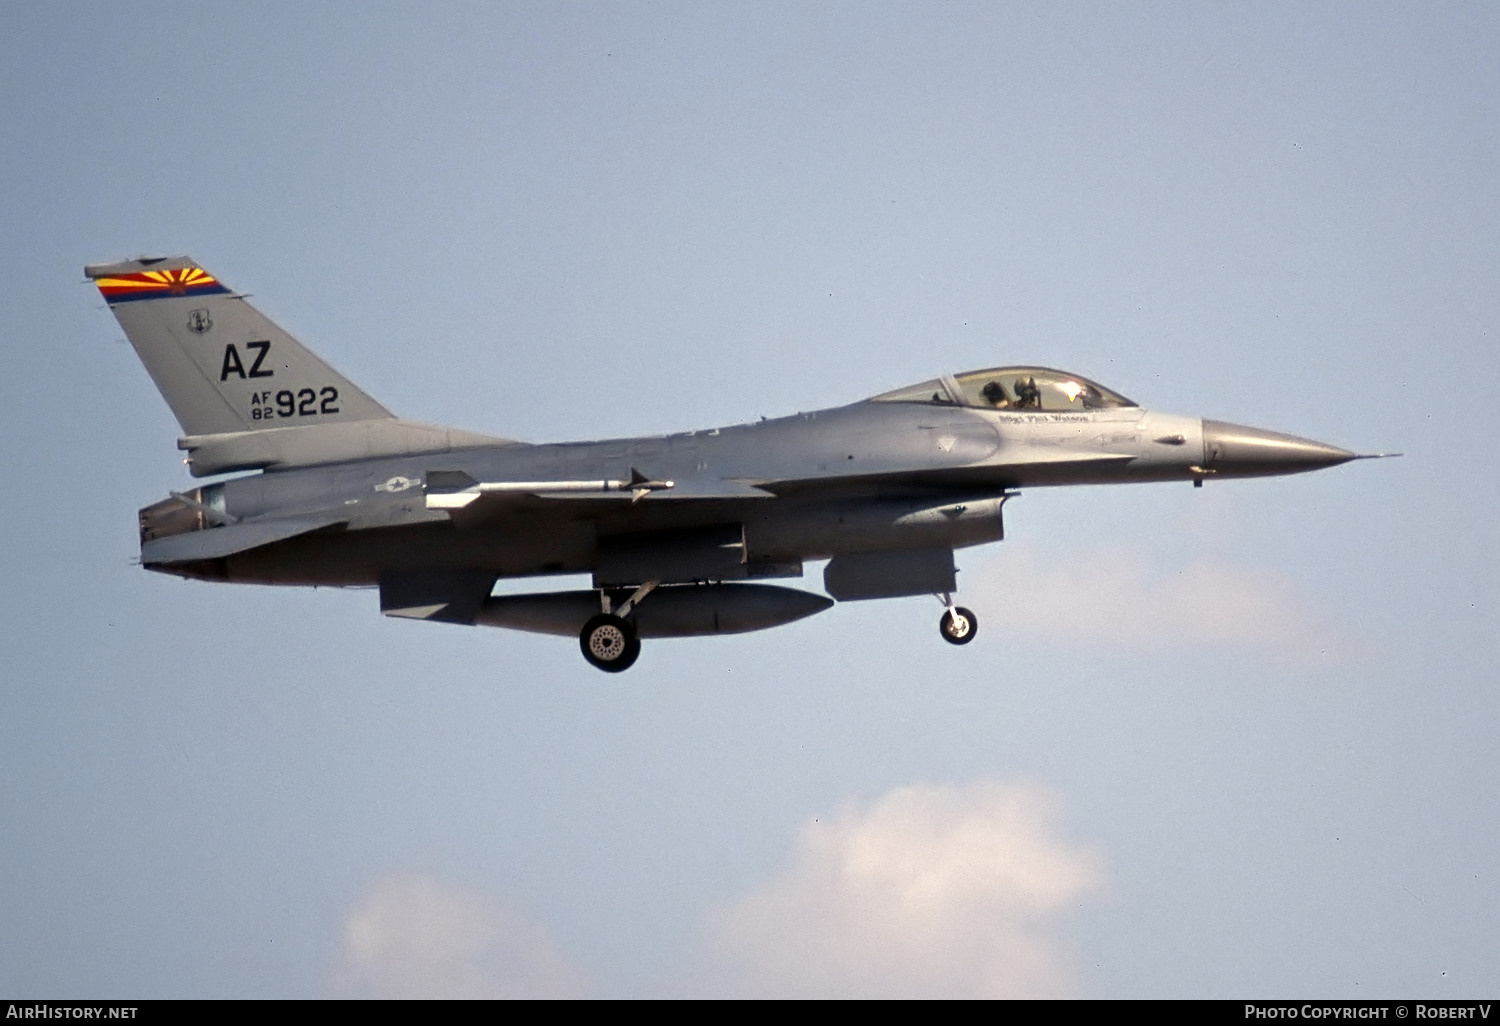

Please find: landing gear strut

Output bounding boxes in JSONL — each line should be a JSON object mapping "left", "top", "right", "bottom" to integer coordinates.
{"left": 579, "top": 580, "right": 658, "bottom": 672}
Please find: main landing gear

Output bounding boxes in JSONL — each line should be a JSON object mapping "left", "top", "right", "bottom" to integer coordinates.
{"left": 580, "top": 613, "right": 640, "bottom": 672}
{"left": 579, "top": 580, "right": 657, "bottom": 673}
{"left": 937, "top": 594, "right": 978, "bottom": 645}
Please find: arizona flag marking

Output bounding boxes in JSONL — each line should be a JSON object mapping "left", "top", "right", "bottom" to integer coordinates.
{"left": 94, "top": 267, "right": 229, "bottom": 304}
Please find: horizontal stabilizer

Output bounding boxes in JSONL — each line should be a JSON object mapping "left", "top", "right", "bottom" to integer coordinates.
{"left": 141, "top": 513, "right": 348, "bottom": 565}
{"left": 181, "top": 419, "right": 515, "bottom": 477}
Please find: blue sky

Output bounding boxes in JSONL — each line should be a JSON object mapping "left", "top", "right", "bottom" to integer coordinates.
{"left": 2, "top": 2, "right": 1496, "bottom": 998}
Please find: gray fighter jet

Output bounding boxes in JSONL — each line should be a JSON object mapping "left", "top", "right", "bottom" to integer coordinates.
{"left": 88, "top": 256, "right": 1381, "bottom": 671}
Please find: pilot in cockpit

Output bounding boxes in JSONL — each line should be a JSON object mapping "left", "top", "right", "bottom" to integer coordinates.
{"left": 1014, "top": 376, "right": 1041, "bottom": 409}
{"left": 980, "top": 380, "right": 1012, "bottom": 408}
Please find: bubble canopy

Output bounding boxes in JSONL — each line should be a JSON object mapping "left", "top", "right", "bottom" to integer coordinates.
{"left": 869, "top": 367, "right": 1138, "bottom": 412}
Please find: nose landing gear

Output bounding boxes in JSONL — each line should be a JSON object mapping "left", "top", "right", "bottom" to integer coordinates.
{"left": 937, "top": 595, "right": 977, "bottom": 646}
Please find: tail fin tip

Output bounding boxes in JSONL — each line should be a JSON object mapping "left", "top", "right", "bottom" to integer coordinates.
{"left": 86, "top": 256, "right": 230, "bottom": 305}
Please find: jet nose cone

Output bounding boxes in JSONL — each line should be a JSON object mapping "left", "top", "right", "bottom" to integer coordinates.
{"left": 1201, "top": 419, "right": 1357, "bottom": 478}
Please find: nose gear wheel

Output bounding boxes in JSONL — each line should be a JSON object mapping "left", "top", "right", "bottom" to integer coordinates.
{"left": 939, "top": 606, "right": 977, "bottom": 645}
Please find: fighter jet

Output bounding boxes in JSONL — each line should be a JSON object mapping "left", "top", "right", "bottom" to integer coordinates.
{"left": 87, "top": 256, "right": 1381, "bottom": 672}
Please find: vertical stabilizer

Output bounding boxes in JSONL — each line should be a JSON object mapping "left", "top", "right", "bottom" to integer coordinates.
{"left": 86, "top": 256, "right": 394, "bottom": 437}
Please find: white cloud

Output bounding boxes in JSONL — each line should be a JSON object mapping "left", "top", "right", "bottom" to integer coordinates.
{"left": 330, "top": 873, "right": 585, "bottom": 999}
{"left": 968, "top": 545, "right": 1344, "bottom": 659}
{"left": 707, "top": 780, "right": 1103, "bottom": 998}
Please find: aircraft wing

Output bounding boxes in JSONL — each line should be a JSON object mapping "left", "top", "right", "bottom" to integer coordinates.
{"left": 422, "top": 451, "right": 1140, "bottom": 525}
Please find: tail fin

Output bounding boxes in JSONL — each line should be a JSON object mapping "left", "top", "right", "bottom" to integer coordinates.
{"left": 86, "top": 256, "right": 393, "bottom": 435}
{"left": 87, "top": 256, "right": 515, "bottom": 476}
